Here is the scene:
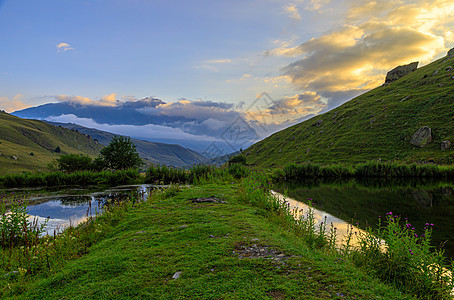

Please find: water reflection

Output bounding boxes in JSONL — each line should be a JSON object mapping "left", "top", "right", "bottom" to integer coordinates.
{"left": 6, "top": 184, "right": 158, "bottom": 235}
{"left": 275, "top": 178, "right": 454, "bottom": 259}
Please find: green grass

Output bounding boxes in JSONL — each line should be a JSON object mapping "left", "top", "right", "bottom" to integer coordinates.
{"left": 245, "top": 53, "right": 454, "bottom": 167}
{"left": 0, "top": 112, "right": 103, "bottom": 174}
{"left": 0, "top": 183, "right": 413, "bottom": 299}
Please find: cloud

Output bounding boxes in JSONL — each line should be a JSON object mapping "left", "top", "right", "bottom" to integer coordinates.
{"left": 280, "top": 0, "right": 452, "bottom": 112}
{"left": 56, "top": 42, "right": 74, "bottom": 52}
{"left": 205, "top": 59, "right": 232, "bottom": 64}
{"left": 284, "top": 4, "right": 301, "bottom": 20}
{"left": 56, "top": 93, "right": 119, "bottom": 107}
{"left": 195, "top": 58, "right": 232, "bottom": 72}
{"left": 44, "top": 114, "right": 222, "bottom": 143}
{"left": 0, "top": 94, "right": 31, "bottom": 112}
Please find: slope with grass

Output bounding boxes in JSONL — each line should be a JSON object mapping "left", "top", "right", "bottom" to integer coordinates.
{"left": 246, "top": 51, "right": 454, "bottom": 167}
{"left": 47, "top": 122, "right": 207, "bottom": 168}
{"left": 0, "top": 111, "right": 103, "bottom": 174}
{"left": 1, "top": 183, "right": 414, "bottom": 299}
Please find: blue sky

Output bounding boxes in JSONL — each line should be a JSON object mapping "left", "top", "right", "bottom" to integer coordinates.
{"left": 1, "top": 0, "right": 454, "bottom": 153}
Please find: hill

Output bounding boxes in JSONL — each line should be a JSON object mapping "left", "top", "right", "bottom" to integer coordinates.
{"left": 245, "top": 50, "right": 454, "bottom": 168}
{"left": 46, "top": 122, "right": 207, "bottom": 168}
{"left": 0, "top": 111, "right": 103, "bottom": 174}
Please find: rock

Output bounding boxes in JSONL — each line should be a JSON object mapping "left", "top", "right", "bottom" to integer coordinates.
{"left": 433, "top": 69, "right": 439, "bottom": 76}
{"left": 190, "top": 197, "right": 226, "bottom": 204}
{"left": 410, "top": 126, "right": 432, "bottom": 147}
{"left": 446, "top": 66, "right": 453, "bottom": 72}
{"left": 448, "top": 48, "right": 454, "bottom": 57}
{"left": 385, "top": 62, "right": 419, "bottom": 84}
{"left": 172, "top": 271, "right": 182, "bottom": 279}
{"left": 306, "top": 148, "right": 310, "bottom": 154}
{"left": 441, "top": 140, "right": 451, "bottom": 150}
{"left": 312, "top": 119, "right": 323, "bottom": 126}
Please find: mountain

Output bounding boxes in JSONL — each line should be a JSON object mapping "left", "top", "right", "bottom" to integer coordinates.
{"left": 245, "top": 50, "right": 454, "bottom": 168}
{"left": 46, "top": 122, "right": 207, "bottom": 168}
{"left": 0, "top": 111, "right": 103, "bottom": 174}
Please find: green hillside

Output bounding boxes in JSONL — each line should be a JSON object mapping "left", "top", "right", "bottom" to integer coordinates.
{"left": 0, "top": 112, "right": 103, "bottom": 174}
{"left": 47, "top": 122, "right": 207, "bottom": 167}
{"left": 245, "top": 51, "right": 454, "bottom": 168}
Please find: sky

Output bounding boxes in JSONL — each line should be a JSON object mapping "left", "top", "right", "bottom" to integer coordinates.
{"left": 1, "top": 0, "right": 454, "bottom": 154}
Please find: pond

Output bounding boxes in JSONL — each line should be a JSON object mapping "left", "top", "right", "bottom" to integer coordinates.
{"left": 1, "top": 184, "right": 157, "bottom": 235}
{"left": 274, "top": 178, "right": 454, "bottom": 260}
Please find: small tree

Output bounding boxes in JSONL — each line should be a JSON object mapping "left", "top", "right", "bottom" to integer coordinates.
{"left": 228, "top": 154, "right": 247, "bottom": 166}
{"left": 56, "top": 154, "right": 93, "bottom": 172}
{"left": 99, "top": 136, "right": 142, "bottom": 170}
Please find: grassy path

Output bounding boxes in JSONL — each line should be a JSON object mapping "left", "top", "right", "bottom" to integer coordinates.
{"left": 6, "top": 183, "right": 413, "bottom": 299}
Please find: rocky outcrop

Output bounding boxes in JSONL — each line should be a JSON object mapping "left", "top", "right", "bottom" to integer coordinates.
{"left": 441, "top": 140, "right": 451, "bottom": 150}
{"left": 410, "top": 126, "right": 432, "bottom": 147}
{"left": 385, "top": 62, "right": 419, "bottom": 84}
{"left": 312, "top": 119, "right": 323, "bottom": 126}
{"left": 448, "top": 48, "right": 454, "bottom": 58}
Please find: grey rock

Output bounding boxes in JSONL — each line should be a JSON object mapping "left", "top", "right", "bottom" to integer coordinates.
{"left": 441, "top": 140, "right": 451, "bottom": 150}
{"left": 448, "top": 48, "right": 454, "bottom": 57}
{"left": 385, "top": 62, "right": 418, "bottom": 84}
{"left": 433, "top": 69, "right": 439, "bottom": 76}
{"left": 312, "top": 119, "right": 324, "bottom": 126}
{"left": 179, "top": 225, "right": 188, "bottom": 229}
{"left": 172, "top": 271, "right": 182, "bottom": 279}
{"left": 410, "top": 126, "right": 432, "bottom": 147}
{"left": 446, "top": 66, "right": 453, "bottom": 72}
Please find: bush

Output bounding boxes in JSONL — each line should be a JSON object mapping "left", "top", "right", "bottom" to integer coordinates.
{"left": 56, "top": 154, "right": 93, "bottom": 172}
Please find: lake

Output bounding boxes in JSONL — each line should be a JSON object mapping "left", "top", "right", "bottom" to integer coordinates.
{"left": 274, "top": 178, "right": 454, "bottom": 260}
{"left": 1, "top": 184, "right": 157, "bottom": 235}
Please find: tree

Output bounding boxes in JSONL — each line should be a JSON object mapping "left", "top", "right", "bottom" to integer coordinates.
{"left": 57, "top": 154, "right": 93, "bottom": 172}
{"left": 99, "top": 136, "right": 142, "bottom": 170}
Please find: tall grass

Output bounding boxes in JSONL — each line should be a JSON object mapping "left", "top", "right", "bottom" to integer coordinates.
{"left": 281, "top": 161, "right": 454, "bottom": 181}
{"left": 0, "top": 169, "right": 140, "bottom": 188}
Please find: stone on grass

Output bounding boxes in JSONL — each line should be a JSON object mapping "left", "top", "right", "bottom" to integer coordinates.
{"left": 441, "top": 140, "right": 451, "bottom": 150}
{"left": 410, "top": 126, "right": 432, "bottom": 147}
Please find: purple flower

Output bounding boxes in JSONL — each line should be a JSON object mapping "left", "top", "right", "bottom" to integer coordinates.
{"left": 387, "top": 211, "right": 393, "bottom": 215}
{"left": 425, "top": 223, "right": 429, "bottom": 226}
{"left": 414, "top": 234, "right": 418, "bottom": 238}
{"left": 430, "top": 223, "right": 434, "bottom": 227}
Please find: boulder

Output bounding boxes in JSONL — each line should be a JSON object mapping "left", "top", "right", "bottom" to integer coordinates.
{"left": 441, "top": 140, "right": 451, "bottom": 150}
{"left": 410, "top": 126, "right": 432, "bottom": 147}
{"left": 312, "top": 119, "right": 323, "bottom": 127}
{"left": 448, "top": 48, "right": 454, "bottom": 58}
{"left": 385, "top": 62, "right": 419, "bottom": 84}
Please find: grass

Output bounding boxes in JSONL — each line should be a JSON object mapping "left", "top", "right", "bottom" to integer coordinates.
{"left": 0, "top": 169, "right": 141, "bottom": 188}
{"left": 0, "top": 111, "right": 103, "bottom": 175}
{"left": 0, "top": 180, "right": 415, "bottom": 299}
{"left": 245, "top": 52, "right": 454, "bottom": 167}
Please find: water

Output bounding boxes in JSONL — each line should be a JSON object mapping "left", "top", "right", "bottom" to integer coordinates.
{"left": 1, "top": 184, "right": 158, "bottom": 235}
{"left": 275, "top": 178, "right": 454, "bottom": 259}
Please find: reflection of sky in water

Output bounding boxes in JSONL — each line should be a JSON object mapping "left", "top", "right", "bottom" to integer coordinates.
{"left": 272, "top": 191, "right": 371, "bottom": 249}
{"left": 21, "top": 184, "right": 155, "bottom": 235}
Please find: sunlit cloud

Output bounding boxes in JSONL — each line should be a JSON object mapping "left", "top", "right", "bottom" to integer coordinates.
{"left": 56, "top": 93, "right": 119, "bottom": 107}
{"left": 284, "top": 4, "right": 301, "bottom": 20}
{"left": 277, "top": 0, "right": 453, "bottom": 112}
{"left": 0, "top": 94, "right": 30, "bottom": 113}
{"left": 205, "top": 58, "right": 232, "bottom": 64}
{"left": 56, "top": 42, "right": 74, "bottom": 52}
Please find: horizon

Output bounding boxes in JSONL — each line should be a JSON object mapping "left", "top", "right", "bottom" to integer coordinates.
{"left": 1, "top": 0, "right": 454, "bottom": 154}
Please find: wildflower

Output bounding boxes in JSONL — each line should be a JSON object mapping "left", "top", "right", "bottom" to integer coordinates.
{"left": 387, "top": 211, "right": 393, "bottom": 215}
{"left": 414, "top": 234, "right": 418, "bottom": 238}
{"left": 430, "top": 223, "right": 434, "bottom": 227}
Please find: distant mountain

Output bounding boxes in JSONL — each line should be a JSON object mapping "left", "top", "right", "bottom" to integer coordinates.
{"left": 14, "top": 97, "right": 170, "bottom": 125}
{"left": 47, "top": 122, "right": 207, "bottom": 168}
{"left": 12, "top": 97, "right": 257, "bottom": 154}
{"left": 245, "top": 49, "right": 454, "bottom": 167}
{"left": 0, "top": 111, "right": 103, "bottom": 174}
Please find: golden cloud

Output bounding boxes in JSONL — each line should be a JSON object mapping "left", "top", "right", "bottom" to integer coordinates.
{"left": 56, "top": 42, "right": 74, "bottom": 52}
{"left": 0, "top": 94, "right": 30, "bottom": 113}
{"left": 56, "top": 93, "right": 118, "bottom": 107}
{"left": 281, "top": 0, "right": 452, "bottom": 101}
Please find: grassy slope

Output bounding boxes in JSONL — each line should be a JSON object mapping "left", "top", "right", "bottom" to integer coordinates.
{"left": 47, "top": 122, "right": 207, "bottom": 167}
{"left": 0, "top": 112, "right": 103, "bottom": 174}
{"left": 246, "top": 54, "right": 454, "bottom": 168}
{"left": 6, "top": 183, "right": 412, "bottom": 299}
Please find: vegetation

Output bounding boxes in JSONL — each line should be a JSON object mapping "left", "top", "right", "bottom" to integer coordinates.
{"left": 278, "top": 161, "right": 454, "bottom": 181}
{"left": 245, "top": 53, "right": 454, "bottom": 167}
{"left": 97, "top": 136, "right": 142, "bottom": 170}
{"left": 0, "top": 169, "right": 140, "bottom": 188}
{"left": 0, "top": 111, "right": 102, "bottom": 174}
{"left": 56, "top": 154, "right": 93, "bottom": 172}
{"left": 0, "top": 179, "right": 415, "bottom": 299}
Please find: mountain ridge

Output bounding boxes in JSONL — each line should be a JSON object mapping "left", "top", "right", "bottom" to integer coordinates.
{"left": 245, "top": 49, "right": 454, "bottom": 167}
